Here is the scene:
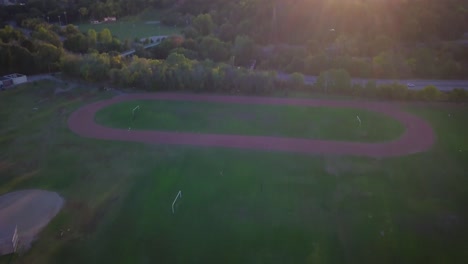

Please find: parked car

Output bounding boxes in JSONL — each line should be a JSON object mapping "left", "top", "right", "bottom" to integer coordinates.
{"left": 407, "top": 83, "right": 416, "bottom": 88}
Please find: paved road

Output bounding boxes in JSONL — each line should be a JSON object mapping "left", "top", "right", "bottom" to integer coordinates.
{"left": 27, "top": 72, "right": 468, "bottom": 92}
{"left": 120, "top": 36, "right": 167, "bottom": 57}
{"left": 27, "top": 74, "right": 63, "bottom": 83}
{"left": 277, "top": 73, "right": 468, "bottom": 91}
{"left": 68, "top": 93, "right": 435, "bottom": 158}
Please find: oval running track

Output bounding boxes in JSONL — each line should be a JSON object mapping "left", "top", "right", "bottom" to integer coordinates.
{"left": 68, "top": 93, "right": 435, "bottom": 158}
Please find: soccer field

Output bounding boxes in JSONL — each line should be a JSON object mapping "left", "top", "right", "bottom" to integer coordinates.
{"left": 0, "top": 81, "right": 467, "bottom": 263}
{"left": 77, "top": 22, "right": 181, "bottom": 40}
{"left": 95, "top": 99, "right": 405, "bottom": 142}
{"left": 76, "top": 9, "right": 181, "bottom": 40}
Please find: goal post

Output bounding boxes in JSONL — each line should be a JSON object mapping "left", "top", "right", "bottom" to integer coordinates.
{"left": 12, "top": 225, "right": 19, "bottom": 253}
{"left": 172, "top": 190, "right": 182, "bottom": 214}
{"left": 131, "top": 105, "right": 140, "bottom": 121}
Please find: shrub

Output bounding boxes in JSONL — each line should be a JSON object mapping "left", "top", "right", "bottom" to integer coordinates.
{"left": 419, "top": 85, "right": 441, "bottom": 101}
{"left": 376, "top": 83, "right": 408, "bottom": 100}
{"left": 447, "top": 88, "right": 468, "bottom": 102}
{"left": 289, "top": 72, "right": 305, "bottom": 89}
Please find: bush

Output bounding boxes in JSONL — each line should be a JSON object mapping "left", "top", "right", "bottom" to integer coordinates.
{"left": 314, "top": 69, "right": 351, "bottom": 93}
{"left": 447, "top": 88, "right": 468, "bottom": 102}
{"left": 289, "top": 72, "right": 305, "bottom": 89}
{"left": 419, "top": 85, "right": 441, "bottom": 101}
{"left": 376, "top": 83, "right": 408, "bottom": 100}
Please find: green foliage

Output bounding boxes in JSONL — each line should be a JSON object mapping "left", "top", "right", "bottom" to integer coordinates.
{"left": 0, "top": 26, "right": 24, "bottom": 43}
{"left": 63, "top": 25, "right": 81, "bottom": 37}
{"left": 447, "top": 88, "right": 468, "bottom": 102}
{"left": 98, "top": 28, "right": 113, "bottom": 44}
{"left": 170, "top": 47, "right": 198, "bottom": 60}
{"left": 64, "top": 34, "right": 89, "bottom": 53}
{"left": 219, "top": 22, "right": 236, "bottom": 42}
{"left": 0, "top": 43, "right": 35, "bottom": 75}
{"left": 289, "top": 72, "right": 305, "bottom": 88}
{"left": 61, "top": 53, "right": 111, "bottom": 82}
{"left": 32, "top": 26, "right": 62, "bottom": 48}
{"left": 192, "top": 13, "right": 214, "bottom": 36}
{"left": 232, "top": 35, "right": 256, "bottom": 66}
{"left": 87, "top": 29, "right": 97, "bottom": 48}
{"left": 182, "top": 26, "right": 199, "bottom": 39}
{"left": 376, "top": 83, "right": 409, "bottom": 100}
{"left": 34, "top": 42, "right": 62, "bottom": 72}
{"left": 150, "top": 37, "right": 182, "bottom": 59}
{"left": 419, "top": 85, "right": 441, "bottom": 101}
{"left": 199, "top": 36, "right": 230, "bottom": 62}
{"left": 20, "top": 18, "right": 46, "bottom": 30}
{"left": 316, "top": 69, "right": 351, "bottom": 93}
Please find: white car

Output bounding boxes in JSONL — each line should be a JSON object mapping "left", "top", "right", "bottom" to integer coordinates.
{"left": 407, "top": 83, "right": 416, "bottom": 88}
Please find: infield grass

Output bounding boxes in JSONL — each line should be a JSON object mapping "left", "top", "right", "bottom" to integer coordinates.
{"left": 95, "top": 100, "right": 405, "bottom": 142}
{"left": 77, "top": 9, "right": 181, "bottom": 40}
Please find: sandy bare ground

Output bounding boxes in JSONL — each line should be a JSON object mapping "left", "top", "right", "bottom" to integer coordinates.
{"left": 68, "top": 93, "right": 435, "bottom": 158}
{"left": 0, "top": 190, "right": 64, "bottom": 252}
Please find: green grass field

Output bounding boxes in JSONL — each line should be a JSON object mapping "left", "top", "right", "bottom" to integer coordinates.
{"left": 95, "top": 100, "right": 404, "bottom": 142}
{"left": 77, "top": 9, "right": 181, "bottom": 40}
{"left": 0, "top": 81, "right": 467, "bottom": 263}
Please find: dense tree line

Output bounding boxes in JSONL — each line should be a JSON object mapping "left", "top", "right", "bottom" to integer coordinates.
{"left": 60, "top": 51, "right": 468, "bottom": 102}
{"left": 62, "top": 52, "right": 278, "bottom": 94}
{"left": 1, "top": 0, "right": 467, "bottom": 80}
{"left": 171, "top": 1, "right": 468, "bottom": 79}
{"left": 176, "top": 0, "right": 468, "bottom": 44}
{"left": 2, "top": 0, "right": 466, "bottom": 44}
{"left": 0, "top": 25, "right": 62, "bottom": 74}
{"left": 0, "top": 20, "right": 126, "bottom": 75}
{"left": 1, "top": 0, "right": 467, "bottom": 85}
{"left": 136, "top": 14, "right": 468, "bottom": 80}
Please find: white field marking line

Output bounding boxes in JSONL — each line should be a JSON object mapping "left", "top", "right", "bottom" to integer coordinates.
{"left": 357, "top": 115, "right": 362, "bottom": 127}
{"left": 172, "top": 190, "right": 182, "bottom": 214}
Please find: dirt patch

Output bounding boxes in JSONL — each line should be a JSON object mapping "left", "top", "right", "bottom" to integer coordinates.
{"left": 0, "top": 190, "right": 64, "bottom": 254}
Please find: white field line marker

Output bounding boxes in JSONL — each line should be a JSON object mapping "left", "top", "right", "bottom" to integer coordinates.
{"left": 172, "top": 190, "right": 182, "bottom": 214}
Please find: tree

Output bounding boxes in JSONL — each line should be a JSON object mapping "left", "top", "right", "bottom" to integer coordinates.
{"left": 79, "top": 7, "right": 89, "bottom": 23}
{"left": 419, "top": 85, "right": 441, "bottom": 101}
{"left": 447, "top": 88, "right": 468, "bottom": 102}
{"left": 87, "top": 29, "right": 97, "bottom": 48}
{"left": 182, "top": 26, "right": 199, "bottom": 39}
{"left": 98, "top": 28, "right": 112, "bottom": 44}
{"left": 64, "top": 34, "right": 89, "bottom": 53}
{"left": 64, "top": 25, "right": 80, "bottom": 37}
{"left": 31, "top": 26, "right": 62, "bottom": 48}
{"left": 79, "top": 53, "right": 111, "bottom": 82}
{"left": 377, "top": 83, "right": 409, "bottom": 100}
{"left": 289, "top": 72, "right": 305, "bottom": 89}
{"left": 34, "top": 42, "right": 62, "bottom": 72}
{"left": 219, "top": 23, "right": 236, "bottom": 42}
{"left": 192, "top": 14, "right": 214, "bottom": 36}
{"left": 0, "top": 26, "right": 24, "bottom": 43}
{"left": 232, "top": 35, "right": 256, "bottom": 66}
{"left": 199, "top": 36, "right": 230, "bottom": 62}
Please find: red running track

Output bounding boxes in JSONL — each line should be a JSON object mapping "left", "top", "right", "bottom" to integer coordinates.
{"left": 68, "top": 93, "right": 435, "bottom": 158}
